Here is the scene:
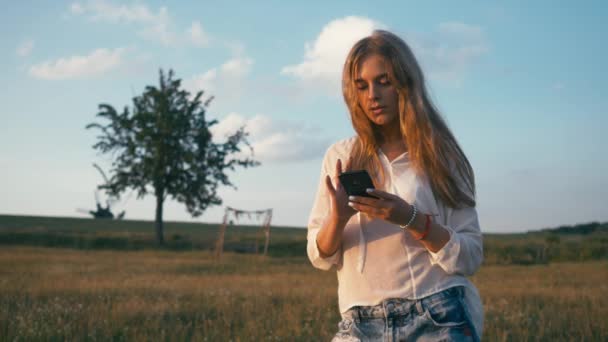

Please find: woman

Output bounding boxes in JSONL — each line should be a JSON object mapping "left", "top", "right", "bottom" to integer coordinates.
{"left": 307, "top": 30, "right": 484, "bottom": 341}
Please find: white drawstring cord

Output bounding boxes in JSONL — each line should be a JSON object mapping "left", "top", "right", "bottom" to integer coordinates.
{"left": 357, "top": 212, "right": 366, "bottom": 273}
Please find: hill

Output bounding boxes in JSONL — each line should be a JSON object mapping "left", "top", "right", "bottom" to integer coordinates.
{"left": 0, "top": 214, "right": 606, "bottom": 264}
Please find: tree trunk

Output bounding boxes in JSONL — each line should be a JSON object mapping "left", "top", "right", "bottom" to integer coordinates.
{"left": 155, "top": 194, "right": 164, "bottom": 245}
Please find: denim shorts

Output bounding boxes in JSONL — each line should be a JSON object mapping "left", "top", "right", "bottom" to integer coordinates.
{"left": 332, "top": 286, "right": 479, "bottom": 342}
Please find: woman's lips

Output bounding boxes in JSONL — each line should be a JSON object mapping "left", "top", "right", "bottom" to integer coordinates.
{"left": 371, "top": 106, "right": 385, "bottom": 115}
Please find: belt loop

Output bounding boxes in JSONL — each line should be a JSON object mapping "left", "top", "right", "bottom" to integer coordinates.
{"left": 355, "top": 307, "right": 361, "bottom": 324}
{"left": 415, "top": 300, "right": 424, "bottom": 315}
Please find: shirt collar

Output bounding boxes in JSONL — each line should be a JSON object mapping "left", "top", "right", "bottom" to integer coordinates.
{"left": 377, "top": 148, "right": 409, "bottom": 165}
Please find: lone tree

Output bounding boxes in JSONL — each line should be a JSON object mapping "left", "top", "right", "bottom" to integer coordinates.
{"left": 86, "top": 69, "right": 259, "bottom": 245}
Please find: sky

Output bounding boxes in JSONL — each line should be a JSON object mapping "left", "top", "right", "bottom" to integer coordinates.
{"left": 1, "top": 1, "right": 606, "bottom": 233}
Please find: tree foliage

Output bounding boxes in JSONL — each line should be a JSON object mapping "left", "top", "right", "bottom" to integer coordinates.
{"left": 86, "top": 69, "right": 259, "bottom": 244}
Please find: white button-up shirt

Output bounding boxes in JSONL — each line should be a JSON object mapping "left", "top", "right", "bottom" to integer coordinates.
{"left": 307, "top": 137, "right": 484, "bottom": 335}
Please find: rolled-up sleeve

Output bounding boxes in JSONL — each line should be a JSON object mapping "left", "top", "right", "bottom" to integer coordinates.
{"left": 307, "top": 227, "right": 341, "bottom": 270}
{"left": 427, "top": 205, "right": 483, "bottom": 276}
{"left": 306, "top": 147, "right": 342, "bottom": 270}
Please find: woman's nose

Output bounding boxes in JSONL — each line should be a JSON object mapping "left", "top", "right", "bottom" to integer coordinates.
{"left": 367, "top": 85, "right": 380, "bottom": 100}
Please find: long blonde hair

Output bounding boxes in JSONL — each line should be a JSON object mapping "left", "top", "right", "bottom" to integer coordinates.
{"left": 342, "top": 30, "right": 475, "bottom": 208}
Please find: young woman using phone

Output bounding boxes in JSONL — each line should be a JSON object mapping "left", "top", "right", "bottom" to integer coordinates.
{"left": 307, "top": 30, "right": 484, "bottom": 341}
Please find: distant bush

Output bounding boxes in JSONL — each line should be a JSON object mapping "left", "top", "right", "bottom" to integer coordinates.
{"left": 539, "top": 221, "right": 607, "bottom": 235}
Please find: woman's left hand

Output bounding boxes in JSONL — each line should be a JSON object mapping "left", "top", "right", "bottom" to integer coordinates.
{"left": 348, "top": 189, "right": 413, "bottom": 226}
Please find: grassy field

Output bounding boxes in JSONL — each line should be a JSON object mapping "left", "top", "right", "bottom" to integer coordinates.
{"left": 2, "top": 247, "right": 607, "bottom": 341}
{"left": 1, "top": 215, "right": 607, "bottom": 340}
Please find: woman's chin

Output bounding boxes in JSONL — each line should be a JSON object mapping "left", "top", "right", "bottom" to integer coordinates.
{"left": 373, "top": 116, "right": 396, "bottom": 126}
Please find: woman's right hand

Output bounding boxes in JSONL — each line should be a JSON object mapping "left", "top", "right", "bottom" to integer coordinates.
{"left": 325, "top": 158, "right": 356, "bottom": 222}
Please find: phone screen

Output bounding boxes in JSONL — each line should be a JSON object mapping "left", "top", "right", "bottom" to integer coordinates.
{"left": 338, "top": 170, "right": 377, "bottom": 198}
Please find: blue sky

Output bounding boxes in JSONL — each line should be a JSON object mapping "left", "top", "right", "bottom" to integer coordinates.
{"left": 1, "top": 1, "right": 606, "bottom": 232}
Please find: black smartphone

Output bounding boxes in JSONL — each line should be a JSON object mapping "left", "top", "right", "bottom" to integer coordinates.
{"left": 338, "top": 170, "right": 377, "bottom": 198}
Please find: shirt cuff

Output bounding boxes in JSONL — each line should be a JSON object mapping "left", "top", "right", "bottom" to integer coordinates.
{"left": 315, "top": 237, "right": 341, "bottom": 262}
{"left": 427, "top": 224, "right": 460, "bottom": 269}
{"left": 307, "top": 229, "right": 341, "bottom": 270}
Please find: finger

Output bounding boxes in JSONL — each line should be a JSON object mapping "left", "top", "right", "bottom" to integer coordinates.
{"left": 325, "top": 175, "right": 336, "bottom": 197}
{"left": 349, "top": 195, "right": 382, "bottom": 207}
{"left": 336, "top": 158, "right": 343, "bottom": 176}
{"left": 348, "top": 202, "right": 380, "bottom": 216}
{"left": 366, "top": 188, "right": 398, "bottom": 201}
{"left": 347, "top": 201, "right": 362, "bottom": 212}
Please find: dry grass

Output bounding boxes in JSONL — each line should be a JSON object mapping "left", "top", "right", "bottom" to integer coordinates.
{"left": 1, "top": 247, "right": 606, "bottom": 341}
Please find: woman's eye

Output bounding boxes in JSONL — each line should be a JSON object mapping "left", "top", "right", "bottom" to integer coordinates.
{"left": 379, "top": 78, "right": 390, "bottom": 85}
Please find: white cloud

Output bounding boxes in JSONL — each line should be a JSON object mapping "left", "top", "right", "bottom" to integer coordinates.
{"left": 184, "top": 69, "right": 217, "bottom": 95}
{"left": 188, "top": 21, "right": 210, "bottom": 47}
{"left": 282, "top": 16, "right": 382, "bottom": 87}
{"left": 16, "top": 39, "right": 34, "bottom": 57}
{"left": 211, "top": 113, "right": 329, "bottom": 163}
{"left": 28, "top": 47, "right": 126, "bottom": 80}
{"left": 220, "top": 57, "right": 253, "bottom": 77}
{"left": 136, "top": 7, "right": 175, "bottom": 46}
{"left": 69, "top": 1, "right": 207, "bottom": 47}
{"left": 139, "top": 7, "right": 178, "bottom": 46}
{"left": 283, "top": 17, "right": 489, "bottom": 90}
{"left": 184, "top": 56, "right": 253, "bottom": 96}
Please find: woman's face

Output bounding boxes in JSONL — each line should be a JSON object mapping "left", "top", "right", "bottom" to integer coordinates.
{"left": 355, "top": 54, "right": 399, "bottom": 127}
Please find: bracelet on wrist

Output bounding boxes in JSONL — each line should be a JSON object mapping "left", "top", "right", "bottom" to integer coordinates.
{"left": 399, "top": 204, "right": 417, "bottom": 229}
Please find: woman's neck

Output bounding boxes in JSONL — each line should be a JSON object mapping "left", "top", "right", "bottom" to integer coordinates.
{"left": 376, "top": 125, "right": 405, "bottom": 150}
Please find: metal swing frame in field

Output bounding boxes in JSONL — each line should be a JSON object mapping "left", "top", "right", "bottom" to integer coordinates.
{"left": 214, "top": 206, "right": 273, "bottom": 259}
